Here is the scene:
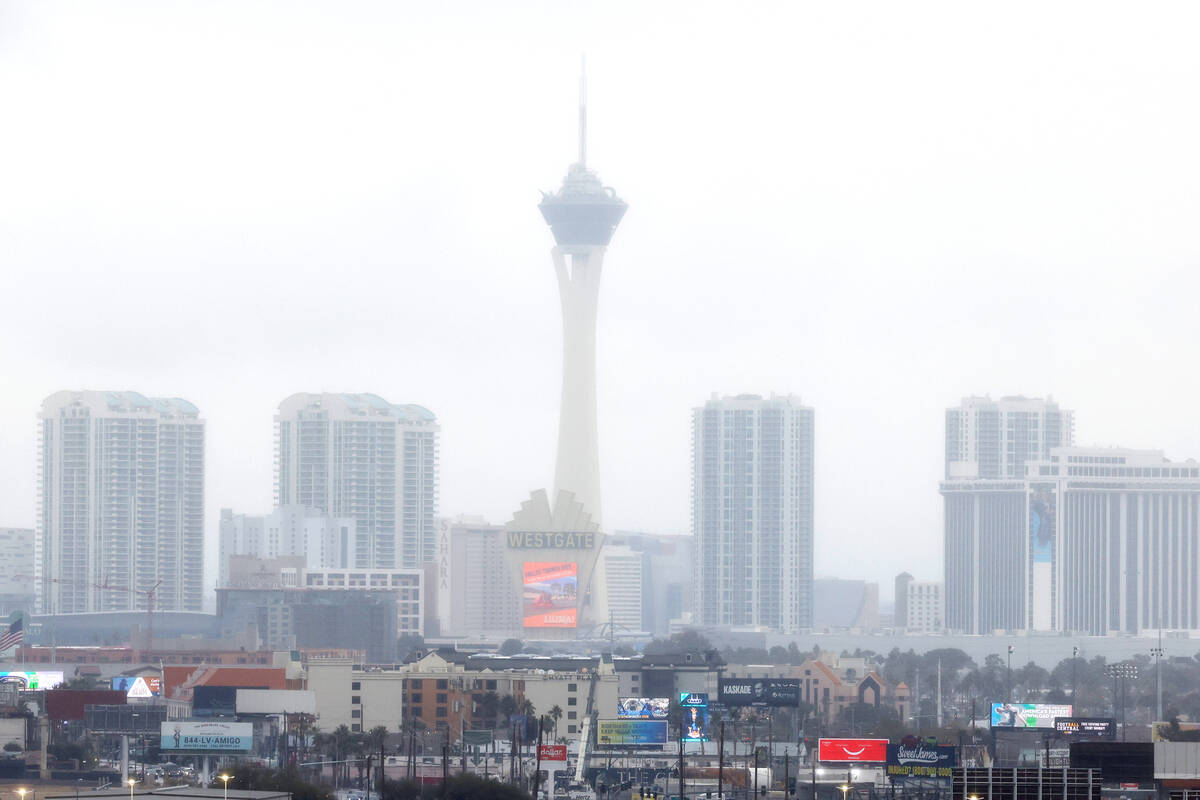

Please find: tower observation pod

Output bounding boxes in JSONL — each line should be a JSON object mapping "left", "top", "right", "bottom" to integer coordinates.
{"left": 538, "top": 68, "right": 627, "bottom": 527}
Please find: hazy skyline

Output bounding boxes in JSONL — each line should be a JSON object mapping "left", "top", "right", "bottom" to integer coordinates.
{"left": 4, "top": 1, "right": 1200, "bottom": 598}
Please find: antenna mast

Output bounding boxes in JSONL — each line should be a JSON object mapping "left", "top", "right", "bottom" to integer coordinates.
{"left": 578, "top": 56, "right": 587, "bottom": 168}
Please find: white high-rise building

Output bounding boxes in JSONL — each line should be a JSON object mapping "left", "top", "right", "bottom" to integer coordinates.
{"left": 275, "top": 393, "right": 438, "bottom": 570}
{"left": 942, "top": 395, "right": 1074, "bottom": 634}
{"left": 37, "top": 391, "right": 205, "bottom": 614}
{"left": 1027, "top": 447, "right": 1200, "bottom": 635}
{"left": 218, "top": 506, "right": 354, "bottom": 586}
{"left": 900, "top": 579, "right": 944, "bottom": 634}
{"left": 692, "top": 393, "right": 815, "bottom": 632}
{"left": 945, "top": 395, "right": 1074, "bottom": 480}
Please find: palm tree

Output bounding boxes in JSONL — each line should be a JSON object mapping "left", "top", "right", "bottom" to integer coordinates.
{"left": 499, "top": 695, "right": 518, "bottom": 725}
{"left": 331, "top": 724, "right": 354, "bottom": 787}
{"left": 548, "top": 705, "right": 563, "bottom": 742}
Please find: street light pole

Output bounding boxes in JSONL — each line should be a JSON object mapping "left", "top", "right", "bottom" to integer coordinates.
{"left": 219, "top": 774, "right": 231, "bottom": 800}
{"left": 1007, "top": 645, "right": 1014, "bottom": 702}
{"left": 1153, "top": 622, "right": 1164, "bottom": 723}
{"left": 1071, "top": 646, "right": 1079, "bottom": 704}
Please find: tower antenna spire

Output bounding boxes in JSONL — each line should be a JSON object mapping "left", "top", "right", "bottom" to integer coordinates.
{"left": 578, "top": 55, "right": 587, "bottom": 168}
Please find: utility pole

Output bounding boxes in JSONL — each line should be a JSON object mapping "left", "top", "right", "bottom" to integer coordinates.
{"left": 1007, "top": 645, "right": 1014, "bottom": 702}
{"left": 442, "top": 729, "right": 449, "bottom": 800}
{"left": 1072, "top": 646, "right": 1079, "bottom": 704}
{"left": 914, "top": 669, "right": 920, "bottom": 733}
{"left": 678, "top": 720, "right": 685, "bottom": 800}
{"left": 1153, "top": 621, "right": 1164, "bottom": 723}
{"left": 718, "top": 721, "right": 725, "bottom": 800}
{"left": 533, "top": 719, "right": 544, "bottom": 800}
{"left": 936, "top": 660, "right": 943, "bottom": 729}
{"left": 784, "top": 752, "right": 790, "bottom": 799}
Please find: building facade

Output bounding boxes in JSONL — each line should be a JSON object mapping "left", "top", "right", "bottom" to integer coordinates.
{"left": 693, "top": 393, "right": 814, "bottom": 632}
{"left": 945, "top": 395, "right": 1074, "bottom": 480}
{"left": 37, "top": 391, "right": 205, "bottom": 614}
{"left": 0, "top": 528, "right": 35, "bottom": 616}
{"left": 945, "top": 441, "right": 1200, "bottom": 636}
{"left": 275, "top": 393, "right": 438, "bottom": 570}
{"left": 218, "top": 506, "right": 354, "bottom": 586}
{"left": 900, "top": 578, "right": 944, "bottom": 634}
{"left": 813, "top": 579, "right": 880, "bottom": 632}
{"left": 440, "top": 519, "right": 519, "bottom": 637}
{"left": 1028, "top": 447, "right": 1200, "bottom": 635}
{"left": 942, "top": 395, "right": 1073, "bottom": 634}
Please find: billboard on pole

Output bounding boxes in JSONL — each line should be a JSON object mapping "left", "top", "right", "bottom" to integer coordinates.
{"left": 818, "top": 738, "right": 889, "bottom": 763}
{"left": 596, "top": 720, "right": 668, "bottom": 746}
{"left": 160, "top": 721, "right": 253, "bottom": 752}
{"left": 718, "top": 678, "right": 800, "bottom": 707}
{"left": 990, "top": 702, "right": 1073, "bottom": 729}
{"left": 617, "top": 697, "right": 669, "bottom": 719}
{"left": 680, "top": 692, "right": 709, "bottom": 742}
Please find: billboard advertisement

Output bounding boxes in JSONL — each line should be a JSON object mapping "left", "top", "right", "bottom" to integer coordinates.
{"left": 160, "top": 721, "right": 253, "bottom": 752}
{"left": 1030, "top": 485, "right": 1056, "bottom": 629}
{"left": 1054, "top": 717, "right": 1115, "bottom": 738}
{"left": 991, "top": 702, "right": 1073, "bottom": 729}
{"left": 112, "top": 676, "right": 161, "bottom": 697}
{"left": 0, "top": 671, "right": 64, "bottom": 690}
{"left": 818, "top": 738, "right": 889, "bottom": 763}
{"left": 522, "top": 562, "right": 577, "bottom": 628}
{"left": 538, "top": 744, "right": 567, "bottom": 763}
{"left": 718, "top": 678, "right": 800, "bottom": 707}
{"left": 885, "top": 743, "right": 957, "bottom": 780}
{"left": 618, "top": 697, "right": 670, "bottom": 719}
{"left": 193, "top": 685, "right": 242, "bottom": 717}
{"left": 596, "top": 720, "right": 669, "bottom": 746}
{"left": 680, "top": 692, "right": 709, "bottom": 742}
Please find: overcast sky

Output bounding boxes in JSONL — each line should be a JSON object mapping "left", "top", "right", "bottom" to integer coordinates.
{"left": 3, "top": 1, "right": 1200, "bottom": 600}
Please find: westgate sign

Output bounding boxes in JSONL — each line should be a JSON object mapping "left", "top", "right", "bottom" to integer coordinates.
{"left": 506, "top": 532, "right": 596, "bottom": 549}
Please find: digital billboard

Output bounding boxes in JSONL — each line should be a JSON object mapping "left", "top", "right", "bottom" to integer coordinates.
{"left": 680, "top": 692, "right": 709, "bottom": 742}
{"left": 618, "top": 697, "right": 670, "bottom": 719}
{"left": 0, "top": 671, "right": 64, "bottom": 690}
{"left": 160, "top": 721, "right": 253, "bottom": 752}
{"left": 596, "top": 720, "right": 669, "bottom": 746}
{"left": 1054, "top": 717, "right": 1115, "bottom": 738}
{"left": 718, "top": 678, "right": 800, "bottom": 707}
{"left": 522, "top": 562, "right": 577, "bottom": 628}
{"left": 818, "top": 738, "right": 889, "bottom": 763}
{"left": 885, "top": 743, "right": 957, "bottom": 780}
{"left": 990, "top": 702, "right": 1073, "bottom": 729}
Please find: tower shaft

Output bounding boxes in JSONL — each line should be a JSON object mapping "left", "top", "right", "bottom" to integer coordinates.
{"left": 552, "top": 245, "right": 606, "bottom": 524}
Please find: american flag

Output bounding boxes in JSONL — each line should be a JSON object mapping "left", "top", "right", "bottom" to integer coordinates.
{"left": 0, "top": 617, "right": 23, "bottom": 652}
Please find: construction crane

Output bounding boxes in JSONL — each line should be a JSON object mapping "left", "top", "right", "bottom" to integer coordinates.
{"left": 22, "top": 575, "right": 163, "bottom": 657}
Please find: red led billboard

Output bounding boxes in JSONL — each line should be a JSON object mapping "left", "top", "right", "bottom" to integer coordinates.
{"left": 818, "top": 738, "right": 889, "bottom": 763}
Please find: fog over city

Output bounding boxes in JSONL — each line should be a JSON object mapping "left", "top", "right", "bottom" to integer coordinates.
{"left": 5, "top": 0, "right": 1200, "bottom": 597}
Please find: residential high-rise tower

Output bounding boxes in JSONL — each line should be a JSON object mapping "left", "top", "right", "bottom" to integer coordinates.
{"left": 37, "top": 390, "right": 205, "bottom": 614}
{"left": 275, "top": 393, "right": 438, "bottom": 570}
{"left": 692, "top": 393, "right": 814, "bottom": 632}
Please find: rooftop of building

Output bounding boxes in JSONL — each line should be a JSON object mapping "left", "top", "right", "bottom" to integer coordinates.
{"left": 276, "top": 392, "right": 436, "bottom": 423}
{"left": 41, "top": 390, "right": 201, "bottom": 418}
